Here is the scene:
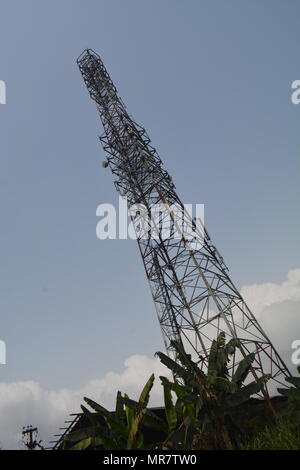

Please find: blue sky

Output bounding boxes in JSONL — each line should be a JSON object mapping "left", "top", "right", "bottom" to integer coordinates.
{"left": 0, "top": 0, "right": 299, "bottom": 399}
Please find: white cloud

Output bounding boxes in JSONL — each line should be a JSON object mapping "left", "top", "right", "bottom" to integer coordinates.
{"left": 241, "top": 269, "right": 300, "bottom": 315}
{"left": 0, "top": 269, "right": 299, "bottom": 449}
{"left": 0, "top": 355, "right": 169, "bottom": 450}
{"left": 241, "top": 269, "right": 300, "bottom": 376}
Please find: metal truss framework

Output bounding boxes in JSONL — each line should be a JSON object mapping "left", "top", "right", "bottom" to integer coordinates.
{"left": 77, "top": 49, "right": 290, "bottom": 398}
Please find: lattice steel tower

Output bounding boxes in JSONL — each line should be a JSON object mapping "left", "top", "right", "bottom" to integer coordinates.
{"left": 77, "top": 49, "right": 290, "bottom": 397}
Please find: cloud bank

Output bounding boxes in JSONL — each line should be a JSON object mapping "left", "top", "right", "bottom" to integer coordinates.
{"left": 0, "top": 269, "right": 299, "bottom": 449}
{"left": 241, "top": 269, "right": 300, "bottom": 372}
{"left": 0, "top": 355, "right": 169, "bottom": 449}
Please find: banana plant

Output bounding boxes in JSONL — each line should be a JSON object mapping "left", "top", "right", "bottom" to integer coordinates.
{"left": 62, "top": 332, "right": 269, "bottom": 450}
{"left": 64, "top": 373, "right": 166, "bottom": 450}
{"left": 155, "top": 333, "right": 270, "bottom": 449}
{"left": 277, "top": 365, "right": 300, "bottom": 425}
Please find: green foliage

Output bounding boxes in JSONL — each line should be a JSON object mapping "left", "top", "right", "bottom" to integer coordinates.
{"left": 244, "top": 417, "right": 300, "bottom": 450}
{"left": 277, "top": 365, "right": 300, "bottom": 425}
{"left": 155, "top": 334, "right": 269, "bottom": 450}
{"left": 160, "top": 377, "right": 177, "bottom": 432}
{"left": 240, "top": 366, "right": 300, "bottom": 450}
{"left": 64, "top": 373, "right": 165, "bottom": 450}
{"left": 62, "top": 333, "right": 270, "bottom": 450}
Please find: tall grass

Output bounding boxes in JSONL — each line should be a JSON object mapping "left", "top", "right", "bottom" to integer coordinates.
{"left": 244, "top": 417, "right": 300, "bottom": 450}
